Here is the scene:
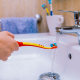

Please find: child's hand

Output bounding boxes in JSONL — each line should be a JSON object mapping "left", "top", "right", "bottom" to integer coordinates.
{"left": 0, "top": 31, "right": 19, "bottom": 61}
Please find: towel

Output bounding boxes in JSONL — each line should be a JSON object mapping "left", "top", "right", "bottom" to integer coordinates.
{"left": 1, "top": 17, "right": 38, "bottom": 34}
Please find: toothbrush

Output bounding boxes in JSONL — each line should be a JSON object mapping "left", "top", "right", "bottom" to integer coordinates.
{"left": 48, "top": 0, "right": 53, "bottom": 16}
{"left": 42, "top": 4, "right": 50, "bottom": 16}
{"left": 17, "top": 41, "right": 57, "bottom": 49}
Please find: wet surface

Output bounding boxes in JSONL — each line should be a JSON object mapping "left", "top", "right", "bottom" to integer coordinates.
{"left": 39, "top": 72, "right": 60, "bottom": 80}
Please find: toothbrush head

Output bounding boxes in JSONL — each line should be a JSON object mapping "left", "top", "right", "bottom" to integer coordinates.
{"left": 48, "top": 0, "right": 52, "bottom": 4}
{"left": 50, "top": 43, "right": 57, "bottom": 47}
{"left": 42, "top": 4, "right": 47, "bottom": 9}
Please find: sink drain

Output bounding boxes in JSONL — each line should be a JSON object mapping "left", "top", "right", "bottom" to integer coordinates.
{"left": 39, "top": 72, "right": 60, "bottom": 80}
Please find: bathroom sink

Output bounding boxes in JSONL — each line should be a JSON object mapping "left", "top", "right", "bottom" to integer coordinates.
{"left": 0, "top": 33, "right": 79, "bottom": 80}
{"left": 61, "top": 45, "right": 80, "bottom": 80}
{"left": 0, "top": 33, "right": 57, "bottom": 80}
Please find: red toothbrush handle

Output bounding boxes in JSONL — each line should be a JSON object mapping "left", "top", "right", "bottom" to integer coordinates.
{"left": 17, "top": 41, "right": 23, "bottom": 47}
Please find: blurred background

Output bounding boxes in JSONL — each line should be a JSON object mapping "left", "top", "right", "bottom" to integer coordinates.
{"left": 0, "top": 0, "right": 79, "bottom": 32}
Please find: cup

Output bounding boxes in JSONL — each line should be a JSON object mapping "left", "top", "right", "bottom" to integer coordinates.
{"left": 46, "top": 15, "right": 64, "bottom": 35}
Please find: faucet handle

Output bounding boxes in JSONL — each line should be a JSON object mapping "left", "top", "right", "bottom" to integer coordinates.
{"left": 58, "top": 10, "right": 80, "bottom": 27}
{"left": 74, "top": 12, "right": 80, "bottom": 27}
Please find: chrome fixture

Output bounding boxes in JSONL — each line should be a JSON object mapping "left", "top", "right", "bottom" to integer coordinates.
{"left": 56, "top": 10, "right": 80, "bottom": 45}
{"left": 58, "top": 10, "right": 80, "bottom": 27}
{"left": 39, "top": 72, "right": 60, "bottom": 80}
{"left": 35, "top": 14, "right": 42, "bottom": 23}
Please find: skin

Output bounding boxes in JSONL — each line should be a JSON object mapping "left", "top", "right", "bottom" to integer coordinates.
{"left": 0, "top": 31, "right": 19, "bottom": 61}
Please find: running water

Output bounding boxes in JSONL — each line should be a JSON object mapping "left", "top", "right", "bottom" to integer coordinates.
{"left": 39, "top": 33, "right": 61, "bottom": 80}
{"left": 51, "top": 33, "right": 60, "bottom": 72}
{"left": 50, "top": 33, "right": 71, "bottom": 80}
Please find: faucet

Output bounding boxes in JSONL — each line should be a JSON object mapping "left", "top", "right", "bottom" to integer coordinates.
{"left": 56, "top": 10, "right": 80, "bottom": 45}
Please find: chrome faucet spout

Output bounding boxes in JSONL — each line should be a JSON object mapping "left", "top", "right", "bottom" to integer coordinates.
{"left": 56, "top": 27, "right": 80, "bottom": 45}
{"left": 57, "top": 10, "right": 80, "bottom": 45}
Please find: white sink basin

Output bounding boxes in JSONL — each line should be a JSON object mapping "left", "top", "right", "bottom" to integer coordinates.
{"left": 0, "top": 33, "right": 56, "bottom": 80}
{"left": 0, "top": 33, "right": 79, "bottom": 80}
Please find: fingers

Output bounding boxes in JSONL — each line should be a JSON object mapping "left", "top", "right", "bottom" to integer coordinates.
{"left": 0, "top": 31, "right": 19, "bottom": 61}
{"left": 3, "top": 31, "right": 19, "bottom": 51}
{"left": 0, "top": 54, "right": 10, "bottom": 61}
{"left": 4, "top": 31, "right": 14, "bottom": 39}
{"left": 7, "top": 32, "right": 14, "bottom": 39}
{"left": 12, "top": 40, "right": 19, "bottom": 51}
{"left": 2, "top": 57, "right": 8, "bottom": 61}
{"left": 5, "top": 32, "right": 19, "bottom": 51}
{"left": 1, "top": 50, "right": 12, "bottom": 61}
